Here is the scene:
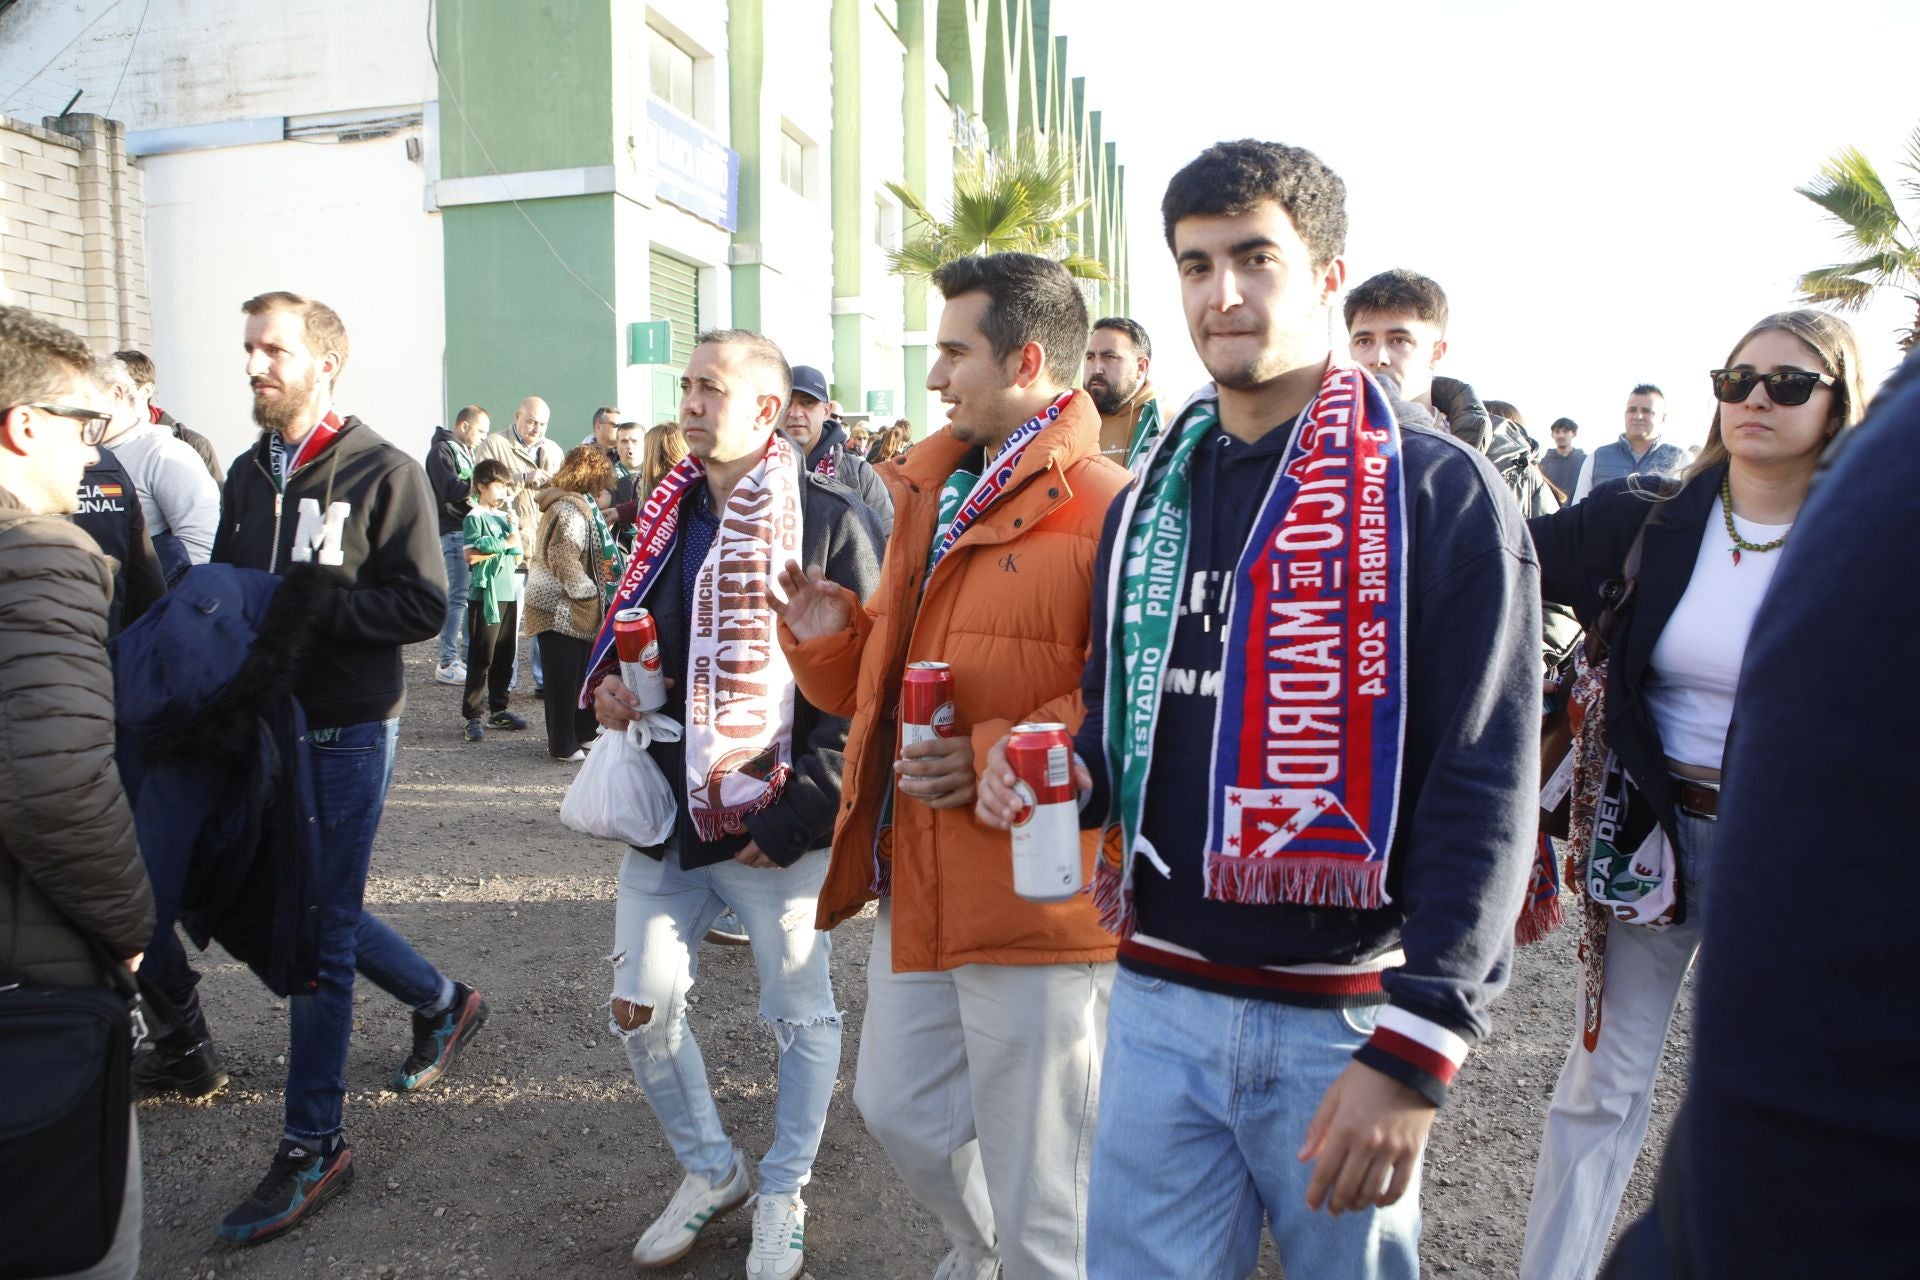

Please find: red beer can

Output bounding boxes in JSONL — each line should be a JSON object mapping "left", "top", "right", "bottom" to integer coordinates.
{"left": 1007, "top": 722, "right": 1082, "bottom": 901}
{"left": 613, "top": 606, "right": 668, "bottom": 711}
{"left": 900, "top": 661, "right": 957, "bottom": 749}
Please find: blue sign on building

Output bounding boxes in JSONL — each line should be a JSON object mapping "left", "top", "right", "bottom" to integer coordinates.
{"left": 647, "top": 99, "right": 739, "bottom": 232}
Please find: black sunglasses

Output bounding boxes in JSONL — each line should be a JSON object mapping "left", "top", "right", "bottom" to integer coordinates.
{"left": 1708, "top": 368, "right": 1835, "bottom": 408}
{"left": 18, "top": 403, "right": 112, "bottom": 445}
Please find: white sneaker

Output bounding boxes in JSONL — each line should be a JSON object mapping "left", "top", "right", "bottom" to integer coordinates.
{"left": 631, "top": 1153, "right": 751, "bottom": 1270}
{"left": 746, "top": 1191, "right": 806, "bottom": 1279}
{"left": 434, "top": 660, "right": 466, "bottom": 685}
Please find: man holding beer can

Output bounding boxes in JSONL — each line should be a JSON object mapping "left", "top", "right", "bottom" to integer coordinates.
{"left": 583, "top": 329, "right": 883, "bottom": 1278}
{"left": 977, "top": 142, "right": 1541, "bottom": 1278}
{"left": 774, "top": 254, "right": 1130, "bottom": 1280}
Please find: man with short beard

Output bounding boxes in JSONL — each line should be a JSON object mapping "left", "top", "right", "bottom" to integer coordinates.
{"left": 149, "top": 290, "right": 486, "bottom": 1246}
{"left": 1086, "top": 316, "right": 1161, "bottom": 462}
{"left": 479, "top": 396, "right": 564, "bottom": 691}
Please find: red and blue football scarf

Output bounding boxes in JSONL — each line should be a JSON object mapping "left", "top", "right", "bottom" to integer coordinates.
{"left": 926, "top": 391, "right": 1070, "bottom": 575}
{"left": 1096, "top": 364, "right": 1409, "bottom": 936}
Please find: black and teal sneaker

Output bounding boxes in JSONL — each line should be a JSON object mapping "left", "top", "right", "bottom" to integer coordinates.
{"left": 393, "top": 983, "right": 489, "bottom": 1092}
{"left": 486, "top": 710, "right": 528, "bottom": 731}
{"left": 217, "top": 1137, "right": 353, "bottom": 1245}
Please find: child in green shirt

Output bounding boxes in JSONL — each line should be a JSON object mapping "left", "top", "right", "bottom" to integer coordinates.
{"left": 461, "top": 458, "right": 527, "bottom": 740}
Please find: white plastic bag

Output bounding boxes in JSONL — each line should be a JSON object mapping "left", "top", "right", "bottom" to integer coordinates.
{"left": 559, "top": 712, "right": 683, "bottom": 847}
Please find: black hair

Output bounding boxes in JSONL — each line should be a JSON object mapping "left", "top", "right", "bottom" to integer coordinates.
{"left": 471, "top": 457, "right": 512, "bottom": 488}
{"left": 695, "top": 328, "right": 793, "bottom": 406}
{"left": 930, "top": 253, "right": 1089, "bottom": 386}
{"left": 1630, "top": 383, "right": 1664, "bottom": 400}
{"left": 1343, "top": 268, "right": 1448, "bottom": 333}
{"left": 1091, "top": 316, "right": 1151, "bottom": 361}
{"left": 1484, "top": 399, "right": 1524, "bottom": 427}
{"left": 1550, "top": 417, "right": 1579, "bottom": 434}
{"left": 1161, "top": 139, "right": 1347, "bottom": 268}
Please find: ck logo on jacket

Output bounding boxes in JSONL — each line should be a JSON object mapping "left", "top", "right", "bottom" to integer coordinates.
{"left": 291, "top": 498, "right": 349, "bottom": 566}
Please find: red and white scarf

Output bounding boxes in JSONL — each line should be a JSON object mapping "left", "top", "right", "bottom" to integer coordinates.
{"left": 927, "top": 391, "right": 1070, "bottom": 574}
{"left": 584, "top": 432, "right": 806, "bottom": 840}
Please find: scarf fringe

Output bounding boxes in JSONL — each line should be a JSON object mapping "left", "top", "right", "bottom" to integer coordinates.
{"left": 1204, "top": 854, "right": 1386, "bottom": 911}
{"left": 1515, "top": 897, "right": 1566, "bottom": 947}
{"left": 1092, "top": 859, "right": 1135, "bottom": 938}
{"left": 688, "top": 764, "right": 792, "bottom": 843}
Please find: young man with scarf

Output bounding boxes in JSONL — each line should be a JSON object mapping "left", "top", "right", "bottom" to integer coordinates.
{"left": 586, "top": 329, "right": 882, "bottom": 1279}
{"left": 139, "top": 290, "right": 487, "bottom": 1246}
{"left": 774, "top": 253, "right": 1131, "bottom": 1280}
{"left": 978, "top": 141, "right": 1541, "bottom": 1277}
{"left": 781, "top": 363, "right": 893, "bottom": 535}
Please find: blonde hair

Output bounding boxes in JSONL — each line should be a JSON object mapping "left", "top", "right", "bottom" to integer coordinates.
{"left": 1690, "top": 309, "right": 1868, "bottom": 479}
{"left": 643, "top": 420, "right": 689, "bottom": 488}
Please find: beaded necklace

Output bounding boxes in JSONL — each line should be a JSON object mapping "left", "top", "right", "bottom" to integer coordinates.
{"left": 1720, "top": 472, "right": 1789, "bottom": 566}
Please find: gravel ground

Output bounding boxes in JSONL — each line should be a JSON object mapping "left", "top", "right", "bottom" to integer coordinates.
{"left": 133, "top": 642, "right": 1690, "bottom": 1279}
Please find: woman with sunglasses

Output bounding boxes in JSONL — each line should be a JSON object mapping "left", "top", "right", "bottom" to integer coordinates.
{"left": 1516, "top": 309, "right": 1868, "bottom": 1280}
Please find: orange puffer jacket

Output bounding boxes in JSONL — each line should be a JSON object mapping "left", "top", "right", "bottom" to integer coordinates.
{"left": 781, "top": 391, "right": 1130, "bottom": 972}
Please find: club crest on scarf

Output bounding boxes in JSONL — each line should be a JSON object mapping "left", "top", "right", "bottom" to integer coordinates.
{"left": 1097, "top": 365, "right": 1409, "bottom": 934}
{"left": 583, "top": 430, "right": 804, "bottom": 841}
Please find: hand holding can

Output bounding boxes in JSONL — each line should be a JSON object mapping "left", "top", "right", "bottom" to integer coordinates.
{"left": 1006, "top": 722, "right": 1082, "bottom": 901}
{"left": 613, "top": 607, "right": 669, "bottom": 711}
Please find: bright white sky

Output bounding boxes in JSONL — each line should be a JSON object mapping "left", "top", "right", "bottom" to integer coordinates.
{"left": 1053, "top": 0, "right": 1920, "bottom": 449}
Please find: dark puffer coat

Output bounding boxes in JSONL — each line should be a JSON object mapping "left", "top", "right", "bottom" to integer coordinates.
{"left": 0, "top": 489, "right": 155, "bottom": 987}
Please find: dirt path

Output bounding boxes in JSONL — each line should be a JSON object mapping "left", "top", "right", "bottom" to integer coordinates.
{"left": 134, "top": 644, "right": 1689, "bottom": 1279}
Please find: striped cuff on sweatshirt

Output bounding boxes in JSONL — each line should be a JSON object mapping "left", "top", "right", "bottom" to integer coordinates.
{"left": 1353, "top": 1005, "right": 1471, "bottom": 1107}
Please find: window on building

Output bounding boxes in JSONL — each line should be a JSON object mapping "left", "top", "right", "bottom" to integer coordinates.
{"left": 649, "top": 248, "right": 701, "bottom": 375}
{"left": 875, "top": 195, "right": 900, "bottom": 250}
{"left": 780, "top": 129, "right": 808, "bottom": 197}
{"left": 649, "top": 28, "right": 696, "bottom": 118}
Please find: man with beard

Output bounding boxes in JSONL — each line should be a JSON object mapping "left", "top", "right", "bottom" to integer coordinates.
{"left": 144, "top": 290, "right": 486, "bottom": 1245}
{"left": 1086, "top": 316, "right": 1161, "bottom": 462}
{"left": 782, "top": 364, "right": 893, "bottom": 534}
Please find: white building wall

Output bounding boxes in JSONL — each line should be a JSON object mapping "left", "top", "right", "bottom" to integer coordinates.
{"left": 757, "top": 0, "right": 835, "bottom": 373}
{"left": 142, "top": 132, "right": 443, "bottom": 468}
{"left": 858, "top": 3, "right": 909, "bottom": 415}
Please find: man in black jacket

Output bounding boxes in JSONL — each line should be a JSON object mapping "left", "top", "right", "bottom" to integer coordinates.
{"left": 425, "top": 404, "right": 489, "bottom": 682}
{"left": 590, "top": 330, "right": 882, "bottom": 1277}
{"left": 0, "top": 304, "right": 157, "bottom": 1280}
{"left": 179, "top": 290, "right": 485, "bottom": 1246}
{"left": 782, "top": 364, "right": 893, "bottom": 535}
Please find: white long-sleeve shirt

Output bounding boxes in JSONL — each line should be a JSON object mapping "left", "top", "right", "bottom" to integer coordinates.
{"left": 107, "top": 421, "right": 221, "bottom": 565}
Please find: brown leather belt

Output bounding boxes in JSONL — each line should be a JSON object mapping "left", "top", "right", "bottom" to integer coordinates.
{"left": 1674, "top": 778, "right": 1720, "bottom": 820}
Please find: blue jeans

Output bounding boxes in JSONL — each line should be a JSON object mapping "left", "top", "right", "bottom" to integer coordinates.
{"left": 1086, "top": 971, "right": 1421, "bottom": 1280}
{"left": 438, "top": 532, "right": 469, "bottom": 666}
{"left": 608, "top": 844, "right": 841, "bottom": 1197}
{"left": 285, "top": 718, "right": 449, "bottom": 1144}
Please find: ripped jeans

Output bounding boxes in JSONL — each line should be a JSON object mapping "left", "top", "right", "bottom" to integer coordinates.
{"left": 608, "top": 844, "right": 841, "bottom": 1197}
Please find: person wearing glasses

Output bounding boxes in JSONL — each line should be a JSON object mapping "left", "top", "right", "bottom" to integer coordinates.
{"left": 0, "top": 305, "right": 157, "bottom": 1280}
{"left": 1517, "top": 310, "right": 1868, "bottom": 1280}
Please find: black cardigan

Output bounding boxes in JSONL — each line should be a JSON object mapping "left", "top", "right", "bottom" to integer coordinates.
{"left": 1526, "top": 463, "right": 1727, "bottom": 842}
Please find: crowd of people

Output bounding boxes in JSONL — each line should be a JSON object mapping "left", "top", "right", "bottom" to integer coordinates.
{"left": 1, "top": 133, "right": 1915, "bottom": 1280}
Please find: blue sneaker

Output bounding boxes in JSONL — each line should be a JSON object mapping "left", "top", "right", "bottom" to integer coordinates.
{"left": 217, "top": 1137, "right": 353, "bottom": 1245}
{"left": 486, "top": 710, "right": 528, "bottom": 731}
{"left": 393, "top": 983, "right": 489, "bottom": 1092}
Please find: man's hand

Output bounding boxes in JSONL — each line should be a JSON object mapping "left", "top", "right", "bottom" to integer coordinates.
{"left": 594, "top": 673, "right": 677, "bottom": 729}
{"left": 975, "top": 736, "right": 1091, "bottom": 829}
{"left": 733, "top": 841, "right": 778, "bottom": 869}
{"left": 1299, "top": 1060, "right": 1437, "bottom": 1216}
{"left": 770, "top": 558, "right": 853, "bottom": 642}
{"left": 526, "top": 469, "right": 550, "bottom": 488}
{"left": 895, "top": 735, "right": 979, "bottom": 810}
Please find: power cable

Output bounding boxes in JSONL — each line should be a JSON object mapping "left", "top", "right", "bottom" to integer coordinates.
{"left": 0, "top": 0, "right": 127, "bottom": 114}
{"left": 424, "top": 0, "right": 616, "bottom": 315}
{"left": 103, "top": 0, "right": 151, "bottom": 119}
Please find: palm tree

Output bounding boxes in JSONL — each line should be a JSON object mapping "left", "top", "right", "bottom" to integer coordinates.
{"left": 1795, "top": 124, "right": 1920, "bottom": 351}
{"left": 886, "top": 136, "right": 1108, "bottom": 282}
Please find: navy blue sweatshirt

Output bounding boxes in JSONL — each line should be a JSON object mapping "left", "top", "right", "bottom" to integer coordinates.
{"left": 1074, "top": 407, "right": 1541, "bottom": 1104}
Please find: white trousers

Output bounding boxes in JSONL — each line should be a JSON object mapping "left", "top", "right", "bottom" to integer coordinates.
{"left": 1520, "top": 812, "right": 1715, "bottom": 1280}
{"left": 853, "top": 901, "right": 1113, "bottom": 1280}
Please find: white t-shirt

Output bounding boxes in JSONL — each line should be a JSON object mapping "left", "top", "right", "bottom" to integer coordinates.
{"left": 1644, "top": 496, "right": 1792, "bottom": 770}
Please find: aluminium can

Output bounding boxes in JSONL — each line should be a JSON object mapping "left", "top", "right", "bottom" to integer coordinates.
{"left": 900, "top": 661, "right": 957, "bottom": 749}
{"left": 1007, "top": 721, "right": 1082, "bottom": 901}
{"left": 613, "top": 606, "right": 668, "bottom": 712}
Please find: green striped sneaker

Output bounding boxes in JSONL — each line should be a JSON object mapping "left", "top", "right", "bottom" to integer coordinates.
{"left": 747, "top": 1190, "right": 806, "bottom": 1279}
{"left": 630, "top": 1153, "right": 751, "bottom": 1271}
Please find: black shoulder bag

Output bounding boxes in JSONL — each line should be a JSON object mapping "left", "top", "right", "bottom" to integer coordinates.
{"left": 0, "top": 879, "right": 145, "bottom": 1279}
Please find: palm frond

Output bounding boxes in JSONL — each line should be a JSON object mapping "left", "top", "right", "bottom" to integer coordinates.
{"left": 1796, "top": 146, "right": 1902, "bottom": 251}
